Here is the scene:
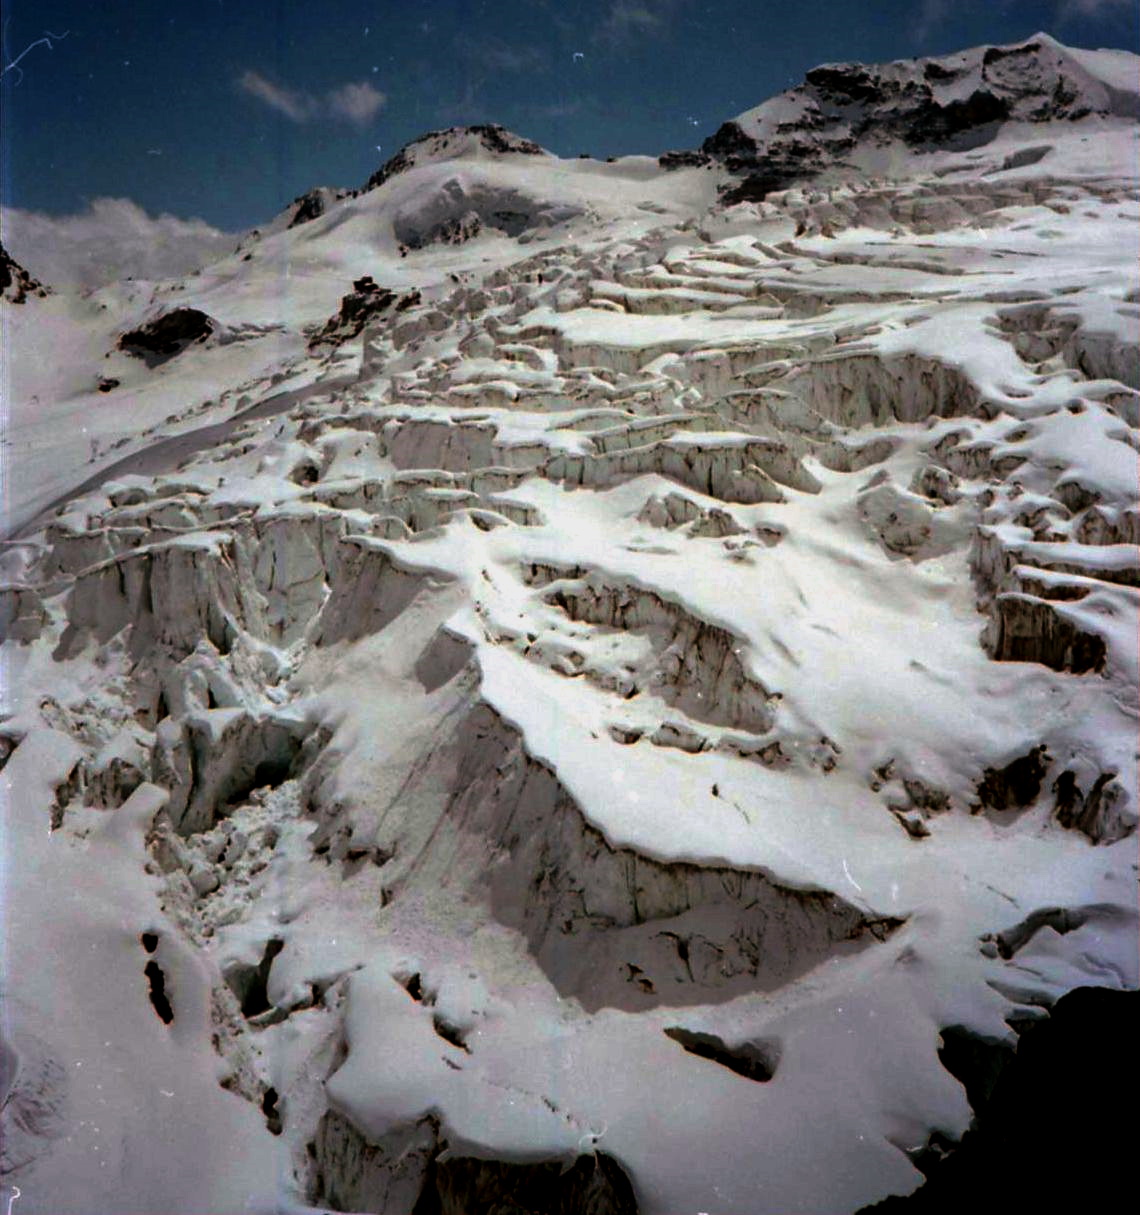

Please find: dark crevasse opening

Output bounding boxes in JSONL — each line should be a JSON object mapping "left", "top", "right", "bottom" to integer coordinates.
{"left": 239, "top": 938, "right": 285, "bottom": 1018}
{"left": 663, "top": 1027, "right": 779, "bottom": 1082}
{"left": 859, "top": 986, "right": 1139, "bottom": 1212}
{"left": 413, "top": 1150, "right": 639, "bottom": 1215}
{"left": 261, "top": 1087, "right": 282, "bottom": 1136}
{"left": 144, "top": 960, "right": 174, "bottom": 1025}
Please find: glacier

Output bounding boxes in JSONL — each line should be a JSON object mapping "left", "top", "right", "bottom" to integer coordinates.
{"left": 1, "top": 32, "right": 1138, "bottom": 1215}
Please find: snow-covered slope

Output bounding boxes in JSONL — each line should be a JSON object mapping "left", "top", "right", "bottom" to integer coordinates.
{"left": 1, "top": 132, "right": 715, "bottom": 535}
{"left": 2, "top": 35, "right": 1138, "bottom": 1215}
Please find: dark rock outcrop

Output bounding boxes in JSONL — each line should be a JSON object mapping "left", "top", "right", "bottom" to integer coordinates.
{"left": 701, "top": 120, "right": 764, "bottom": 169}
{"left": 901, "top": 90, "right": 1010, "bottom": 149}
{"left": 429, "top": 211, "right": 483, "bottom": 246}
{"left": 364, "top": 124, "right": 546, "bottom": 193}
{"left": 364, "top": 145, "right": 416, "bottom": 193}
{"left": 117, "top": 308, "right": 214, "bottom": 363}
{"left": 466, "top": 123, "right": 546, "bottom": 156}
{"left": 1, "top": 242, "right": 48, "bottom": 303}
{"left": 721, "top": 159, "right": 819, "bottom": 204}
{"left": 288, "top": 189, "right": 331, "bottom": 228}
{"left": 975, "top": 746, "right": 1049, "bottom": 811}
{"left": 658, "top": 149, "right": 713, "bottom": 171}
{"left": 1052, "top": 769, "right": 1134, "bottom": 844}
{"left": 309, "top": 277, "right": 420, "bottom": 348}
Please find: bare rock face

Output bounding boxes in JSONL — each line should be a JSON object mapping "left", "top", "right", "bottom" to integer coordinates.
{"left": 662, "top": 1026, "right": 780, "bottom": 1082}
{"left": 421, "top": 1151, "right": 640, "bottom": 1215}
{"left": 720, "top": 162, "right": 815, "bottom": 204}
{"left": 0, "top": 241, "right": 48, "bottom": 303}
{"left": 391, "top": 179, "right": 582, "bottom": 251}
{"left": 698, "top": 36, "right": 1134, "bottom": 201}
{"left": 289, "top": 189, "right": 328, "bottom": 227}
{"left": 981, "top": 593, "right": 1107, "bottom": 674}
{"left": 308, "top": 1112, "right": 638, "bottom": 1215}
{"left": 463, "top": 123, "right": 547, "bottom": 156}
{"left": 431, "top": 209, "right": 484, "bottom": 246}
{"left": 1052, "top": 770, "right": 1135, "bottom": 845}
{"left": 117, "top": 307, "right": 215, "bottom": 363}
{"left": 975, "top": 747, "right": 1050, "bottom": 812}
{"left": 310, "top": 276, "right": 421, "bottom": 348}
{"left": 363, "top": 144, "right": 416, "bottom": 193}
{"left": 657, "top": 149, "right": 714, "bottom": 171}
{"left": 286, "top": 187, "right": 352, "bottom": 228}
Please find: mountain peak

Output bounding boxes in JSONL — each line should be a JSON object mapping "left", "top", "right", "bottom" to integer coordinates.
{"left": 363, "top": 124, "right": 549, "bottom": 193}
{"left": 684, "top": 35, "right": 1140, "bottom": 201}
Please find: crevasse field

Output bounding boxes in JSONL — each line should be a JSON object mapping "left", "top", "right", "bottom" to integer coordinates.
{"left": 1, "top": 32, "right": 1137, "bottom": 1215}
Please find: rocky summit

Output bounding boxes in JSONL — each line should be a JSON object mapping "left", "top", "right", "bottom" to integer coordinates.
{"left": 1, "top": 32, "right": 1138, "bottom": 1215}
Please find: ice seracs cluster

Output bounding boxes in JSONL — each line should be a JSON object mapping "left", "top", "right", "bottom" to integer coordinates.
{"left": 1, "top": 33, "right": 1138, "bottom": 1215}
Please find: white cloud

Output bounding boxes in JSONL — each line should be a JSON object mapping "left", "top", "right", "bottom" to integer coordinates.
{"left": 239, "top": 71, "right": 387, "bottom": 126}
{"left": 326, "top": 81, "right": 387, "bottom": 125}
{"left": 238, "top": 70, "right": 316, "bottom": 122}
{"left": 0, "top": 198, "right": 234, "bottom": 290}
{"left": 607, "top": 3, "right": 663, "bottom": 35}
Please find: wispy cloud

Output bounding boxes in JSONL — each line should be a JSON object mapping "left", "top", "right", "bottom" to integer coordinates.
{"left": 326, "top": 81, "right": 386, "bottom": 124}
{"left": 238, "top": 71, "right": 386, "bottom": 126}
{"left": 461, "top": 36, "right": 547, "bottom": 74}
{"left": 605, "top": 3, "right": 664, "bottom": 37}
{"left": 596, "top": 0, "right": 688, "bottom": 46}
{"left": 238, "top": 70, "right": 316, "bottom": 122}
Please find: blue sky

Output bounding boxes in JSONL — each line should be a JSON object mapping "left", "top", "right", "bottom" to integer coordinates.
{"left": 2, "top": 1, "right": 1137, "bottom": 231}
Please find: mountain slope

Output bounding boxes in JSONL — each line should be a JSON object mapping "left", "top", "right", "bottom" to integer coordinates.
{"left": 683, "top": 33, "right": 1140, "bottom": 198}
